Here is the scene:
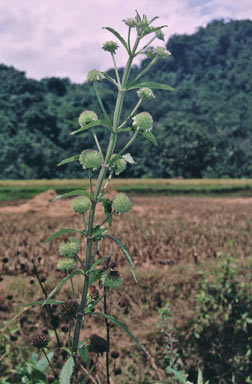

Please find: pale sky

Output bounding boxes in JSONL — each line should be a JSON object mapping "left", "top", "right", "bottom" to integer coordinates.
{"left": 0, "top": 0, "right": 252, "bottom": 83}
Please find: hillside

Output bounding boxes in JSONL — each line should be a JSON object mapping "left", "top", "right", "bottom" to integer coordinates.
{"left": 0, "top": 19, "right": 252, "bottom": 179}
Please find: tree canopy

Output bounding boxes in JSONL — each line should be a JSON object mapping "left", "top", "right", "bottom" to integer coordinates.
{"left": 0, "top": 18, "right": 252, "bottom": 179}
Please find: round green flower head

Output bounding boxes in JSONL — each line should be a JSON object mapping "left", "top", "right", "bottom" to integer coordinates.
{"left": 155, "top": 46, "right": 171, "bottom": 58}
{"left": 102, "top": 41, "right": 119, "bottom": 54}
{"left": 57, "top": 258, "right": 76, "bottom": 271}
{"left": 59, "top": 238, "right": 80, "bottom": 258}
{"left": 110, "top": 155, "right": 127, "bottom": 176}
{"left": 87, "top": 69, "right": 104, "bottom": 83}
{"left": 137, "top": 87, "right": 155, "bottom": 101}
{"left": 132, "top": 112, "right": 153, "bottom": 132}
{"left": 123, "top": 18, "right": 136, "bottom": 27}
{"left": 155, "top": 30, "right": 165, "bottom": 41}
{"left": 79, "top": 110, "right": 98, "bottom": 127}
{"left": 79, "top": 150, "right": 104, "bottom": 170}
{"left": 112, "top": 193, "right": 132, "bottom": 214}
{"left": 71, "top": 197, "right": 90, "bottom": 214}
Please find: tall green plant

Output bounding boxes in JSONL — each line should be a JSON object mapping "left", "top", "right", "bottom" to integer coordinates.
{"left": 26, "top": 11, "right": 175, "bottom": 383}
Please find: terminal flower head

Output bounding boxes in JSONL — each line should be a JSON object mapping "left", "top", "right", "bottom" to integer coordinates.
{"left": 87, "top": 69, "right": 104, "bottom": 83}
{"left": 132, "top": 112, "right": 153, "bottom": 132}
{"left": 79, "top": 149, "right": 104, "bottom": 170}
{"left": 79, "top": 110, "right": 98, "bottom": 127}
{"left": 137, "top": 87, "right": 155, "bottom": 101}
{"left": 102, "top": 40, "right": 119, "bottom": 54}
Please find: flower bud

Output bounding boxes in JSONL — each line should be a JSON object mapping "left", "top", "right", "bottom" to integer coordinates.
{"left": 155, "top": 30, "right": 165, "bottom": 41}
{"left": 137, "top": 87, "right": 155, "bottom": 101}
{"left": 79, "top": 110, "right": 98, "bottom": 127}
{"left": 102, "top": 40, "right": 119, "bottom": 54}
{"left": 88, "top": 285, "right": 99, "bottom": 301}
{"left": 123, "top": 18, "right": 136, "bottom": 27}
{"left": 132, "top": 112, "right": 153, "bottom": 132}
{"left": 87, "top": 69, "right": 104, "bottom": 83}
{"left": 79, "top": 149, "right": 104, "bottom": 170}
{"left": 71, "top": 197, "right": 90, "bottom": 214}
{"left": 57, "top": 258, "right": 76, "bottom": 271}
{"left": 102, "top": 270, "right": 123, "bottom": 289}
{"left": 59, "top": 238, "right": 80, "bottom": 258}
{"left": 110, "top": 155, "right": 127, "bottom": 176}
{"left": 112, "top": 193, "right": 132, "bottom": 214}
{"left": 155, "top": 46, "right": 171, "bottom": 58}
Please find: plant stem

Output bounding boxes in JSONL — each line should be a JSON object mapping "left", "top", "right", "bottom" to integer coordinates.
{"left": 111, "top": 53, "right": 121, "bottom": 86}
{"left": 70, "top": 36, "right": 140, "bottom": 384}
{"left": 32, "top": 259, "right": 61, "bottom": 348}
{"left": 70, "top": 276, "right": 77, "bottom": 302}
{"left": 91, "top": 128, "right": 103, "bottom": 154}
{"left": 104, "top": 289, "right": 110, "bottom": 384}
{"left": 94, "top": 83, "right": 111, "bottom": 125}
{"left": 118, "top": 129, "right": 139, "bottom": 156}
{"left": 118, "top": 99, "right": 142, "bottom": 130}
{"left": 42, "top": 347, "right": 58, "bottom": 377}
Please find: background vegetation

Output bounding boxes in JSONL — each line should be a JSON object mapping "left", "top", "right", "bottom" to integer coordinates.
{"left": 1, "top": 18, "right": 252, "bottom": 179}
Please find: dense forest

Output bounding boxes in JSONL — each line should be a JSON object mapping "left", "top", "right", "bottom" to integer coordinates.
{"left": 0, "top": 18, "right": 252, "bottom": 179}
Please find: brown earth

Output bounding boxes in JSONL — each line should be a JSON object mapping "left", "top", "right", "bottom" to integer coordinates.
{"left": 0, "top": 192, "right": 252, "bottom": 383}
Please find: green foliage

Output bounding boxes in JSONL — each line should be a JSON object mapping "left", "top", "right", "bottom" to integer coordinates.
{"left": 182, "top": 256, "right": 252, "bottom": 383}
{"left": 1, "top": 19, "right": 252, "bottom": 178}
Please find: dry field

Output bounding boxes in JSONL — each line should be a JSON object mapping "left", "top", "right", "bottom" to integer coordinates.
{"left": 0, "top": 192, "right": 252, "bottom": 383}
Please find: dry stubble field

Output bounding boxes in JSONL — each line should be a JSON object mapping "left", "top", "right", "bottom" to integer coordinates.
{"left": 0, "top": 191, "right": 252, "bottom": 383}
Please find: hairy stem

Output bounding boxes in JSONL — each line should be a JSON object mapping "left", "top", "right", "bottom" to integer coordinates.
{"left": 104, "top": 289, "right": 110, "bottom": 384}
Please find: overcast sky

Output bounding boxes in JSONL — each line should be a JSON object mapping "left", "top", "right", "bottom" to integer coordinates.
{"left": 0, "top": 0, "right": 252, "bottom": 83}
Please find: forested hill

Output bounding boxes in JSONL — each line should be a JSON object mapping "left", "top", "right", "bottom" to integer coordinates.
{"left": 0, "top": 19, "right": 252, "bottom": 179}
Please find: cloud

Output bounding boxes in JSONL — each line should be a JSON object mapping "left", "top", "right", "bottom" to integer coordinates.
{"left": 0, "top": 0, "right": 251, "bottom": 83}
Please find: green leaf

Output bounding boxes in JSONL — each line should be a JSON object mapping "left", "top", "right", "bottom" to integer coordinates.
{"left": 89, "top": 270, "right": 103, "bottom": 286}
{"left": 71, "top": 120, "right": 109, "bottom": 135}
{"left": 91, "top": 226, "right": 107, "bottom": 239}
{"left": 35, "top": 352, "right": 53, "bottom": 372}
{"left": 50, "top": 189, "right": 92, "bottom": 202}
{"left": 197, "top": 369, "right": 203, "bottom": 384}
{"left": 59, "top": 356, "right": 74, "bottom": 384}
{"left": 79, "top": 346, "right": 89, "bottom": 364}
{"left": 25, "top": 299, "right": 64, "bottom": 307}
{"left": 122, "top": 153, "right": 135, "bottom": 164}
{"left": 103, "top": 27, "right": 128, "bottom": 52}
{"left": 89, "top": 257, "right": 107, "bottom": 271}
{"left": 57, "top": 155, "right": 79, "bottom": 167}
{"left": 140, "top": 130, "right": 158, "bottom": 147}
{"left": 127, "top": 81, "right": 176, "bottom": 92}
{"left": 105, "top": 234, "right": 137, "bottom": 282}
{"left": 102, "top": 198, "right": 112, "bottom": 227}
{"left": 42, "top": 270, "right": 85, "bottom": 306}
{"left": 44, "top": 228, "right": 83, "bottom": 244}
{"left": 166, "top": 367, "right": 187, "bottom": 384}
{"left": 92, "top": 312, "right": 148, "bottom": 355}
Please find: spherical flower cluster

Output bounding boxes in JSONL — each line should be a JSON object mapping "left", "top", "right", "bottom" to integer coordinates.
{"left": 112, "top": 193, "right": 132, "bottom": 214}
{"left": 155, "top": 46, "right": 171, "bottom": 58}
{"left": 79, "top": 149, "right": 104, "bottom": 170}
{"left": 71, "top": 197, "right": 90, "bottom": 214}
{"left": 79, "top": 110, "right": 98, "bottom": 127}
{"left": 31, "top": 332, "right": 49, "bottom": 350}
{"left": 57, "top": 258, "right": 76, "bottom": 271}
{"left": 102, "top": 40, "right": 119, "bottom": 54}
{"left": 88, "top": 285, "right": 99, "bottom": 301}
{"left": 89, "top": 334, "right": 107, "bottom": 356}
{"left": 155, "top": 30, "right": 165, "bottom": 41}
{"left": 87, "top": 69, "right": 104, "bottom": 83}
{"left": 137, "top": 87, "right": 155, "bottom": 101}
{"left": 132, "top": 112, "right": 153, "bottom": 132}
{"left": 123, "top": 18, "right": 136, "bottom": 27}
{"left": 59, "top": 238, "right": 80, "bottom": 258}
{"left": 61, "top": 300, "right": 79, "bottom": 321}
